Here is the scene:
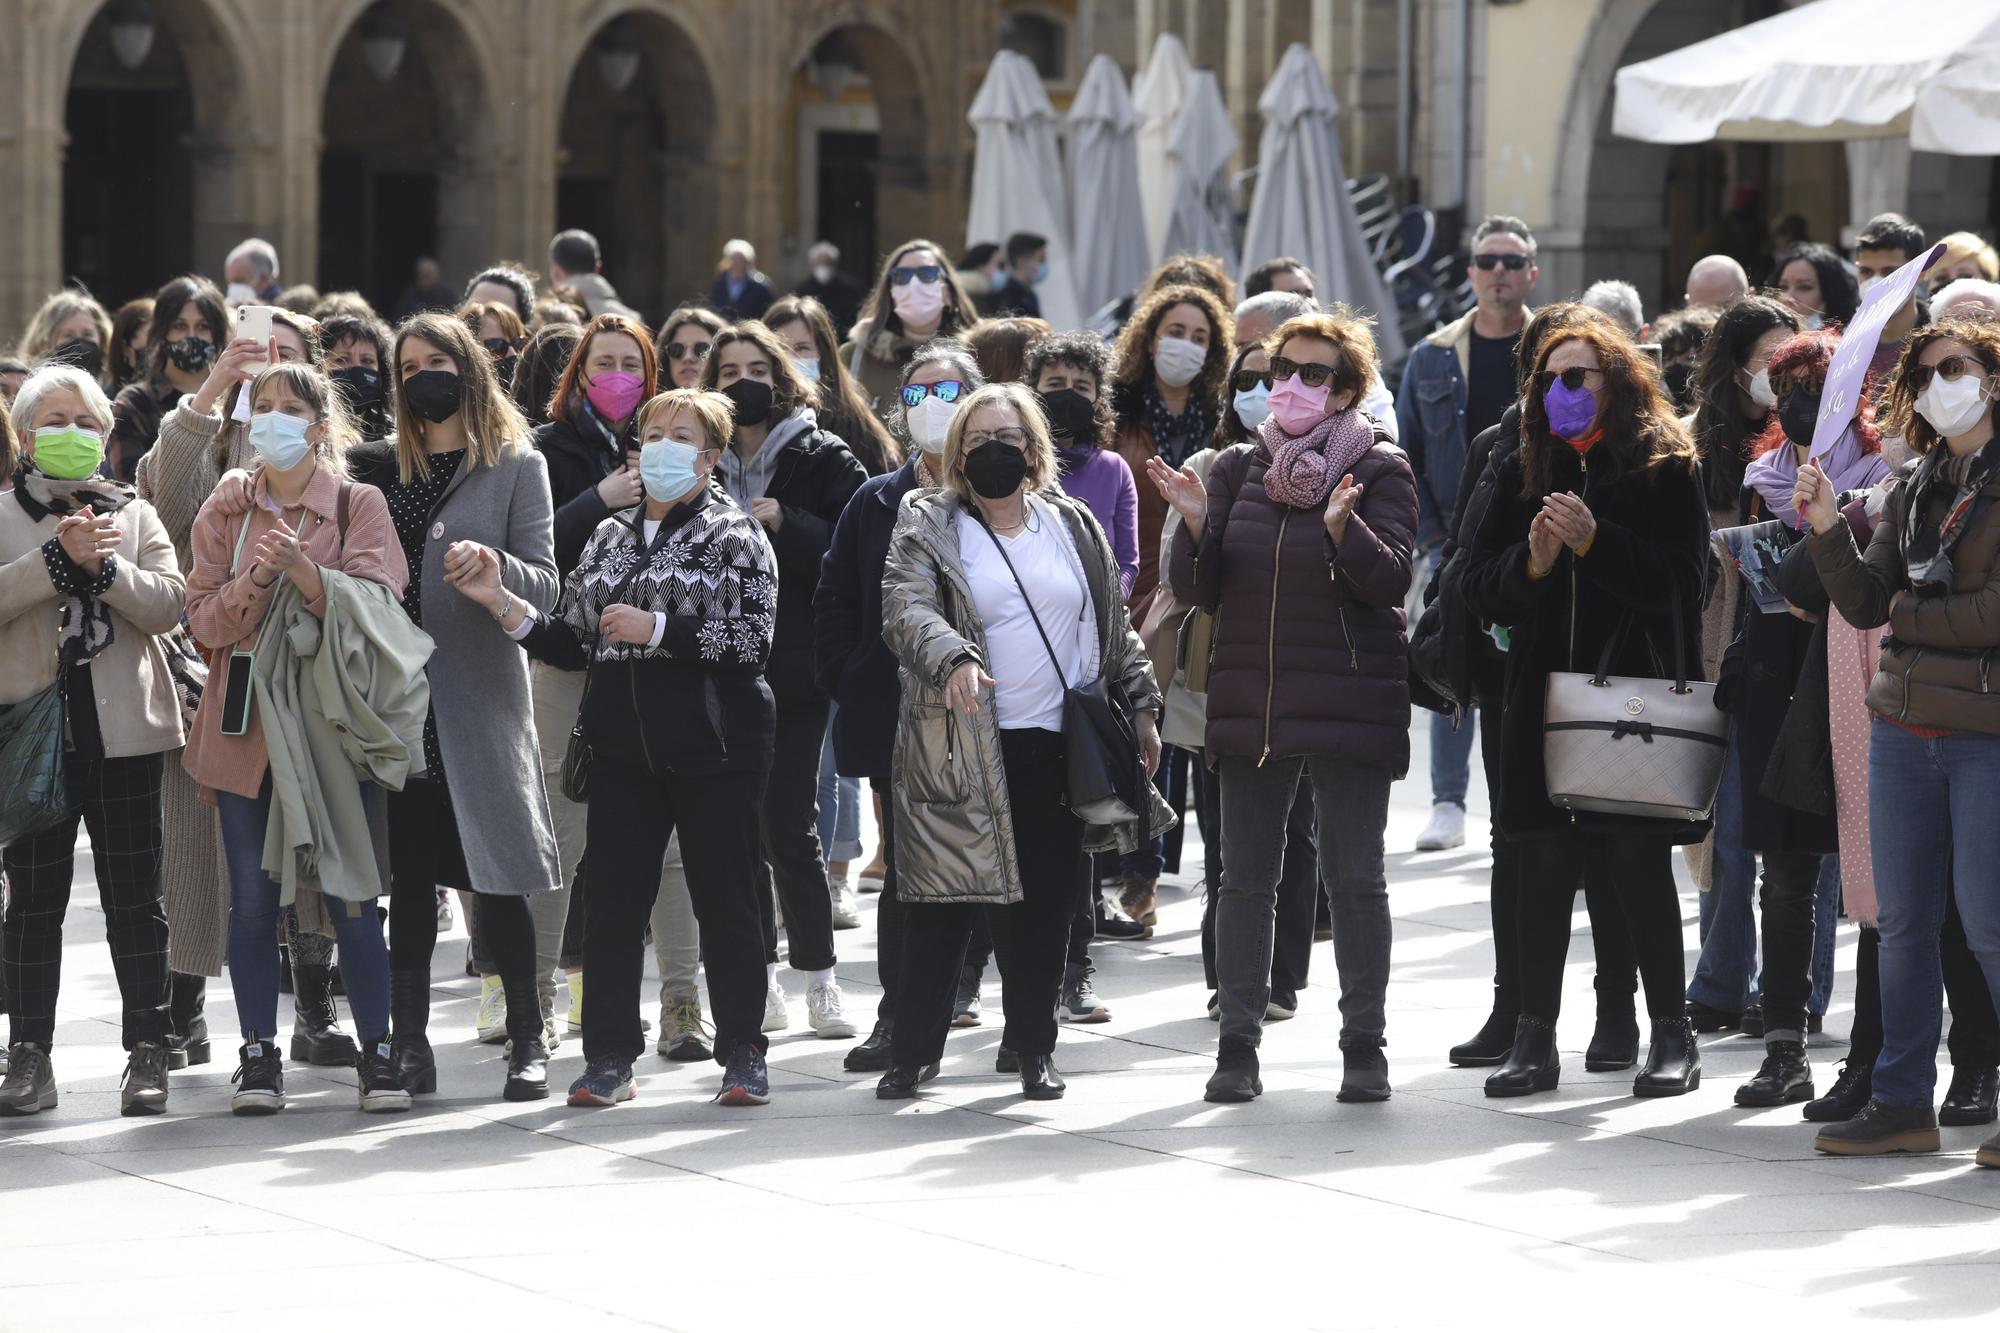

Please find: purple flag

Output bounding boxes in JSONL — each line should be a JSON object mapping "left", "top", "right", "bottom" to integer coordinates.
{"left": 1810, "top": 241, "right": 1945, "bottom": 461}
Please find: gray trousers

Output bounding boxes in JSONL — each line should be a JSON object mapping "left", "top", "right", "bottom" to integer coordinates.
{"left": 1215, "top": 754, "right": 1393, "bottom": 1050}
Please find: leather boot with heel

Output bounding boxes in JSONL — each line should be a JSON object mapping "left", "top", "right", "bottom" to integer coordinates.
{"left": 389, "top": 967, "right": 436, "bottom": 1095}
{"left": 1633, "top": 1016, "right": 1701, "bottom": 1097}
{"left": 1585, "top": 975, "right": 1640, "bottom": 1072}
{"left": 1449, "top": 989, "right": 1517, "bottom": 1067}
{"left": 1485, "top": 1017, "right": 1560, "bottom": 1097}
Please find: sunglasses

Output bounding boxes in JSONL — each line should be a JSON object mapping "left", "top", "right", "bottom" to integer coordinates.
{"left": 665, "top": 340, "right": 712, "bottom": 362}
{"left": 1269, "top": 356, "right": 1338, "bottom": 389}
{"left": 901, "top": 379, "right": 966, "bottom": 408}
{"left": 1230, "top": 370, "right": 1272, "bottom": 393}
{"left": 482, "top": 337, "right": 518, "bottom": 357}
{"left": 890, "top": 264, "right": 944, "bottom": 287}
{"left": 1535, "top": 366, "right": 1601, "bottom": 391}
{"left": 1909, "top": 354, "right": 1992, "bottom": 394}
{"left": 1473, "top": 254, "right": 1531, "bottom": 271}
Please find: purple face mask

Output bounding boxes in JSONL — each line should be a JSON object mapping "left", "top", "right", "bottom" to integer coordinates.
{"left": 1543, "top": 379, "right": 1600, "bottom": 441}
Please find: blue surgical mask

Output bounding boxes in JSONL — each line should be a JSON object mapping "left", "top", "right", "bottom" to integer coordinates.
{"left": 796, "top": 356, "right": 822, "bottom": 383}
{"left": 640, "top": 438, "right": 701, "bottom": 503}
{"left": 1032, "top": 259, "right": 1050, "bottom": 286}
{"left": 1232, "top": 384, "right": 1272, "bottom": 430}
{"left": 248, "top": 411, "right": 314, "bottom": 471}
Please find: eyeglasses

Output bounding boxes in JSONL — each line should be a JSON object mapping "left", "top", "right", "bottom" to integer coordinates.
{"left": 1230, "top": 370, "right": 1272, "bottom": 393}
{"left": 1473, "top": 254, "right": 1531, "bottom": 271}
{"left": 967, "top": 428, "right": 1028, "bottom": 449}
{"left": 1269, "top": 356, "right": 1338, "bottom": 389}
{"left": 665, "top": 340, "right": 712, "bottom": 362}
{"left": 1909, "top": 354, "right": 1992, "bottom": 394}
{"left": 900, "top": 379, "right": 966, "bottom": 408}
{"left": 890, "top": 264, "right": 944, "bottom": 287}
{"left": 1535, "top": 366, "right": 1602, "bottom": 391}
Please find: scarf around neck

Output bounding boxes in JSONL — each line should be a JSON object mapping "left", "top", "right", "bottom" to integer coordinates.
{"left": 1145, "top": 385, "right": 1214, "bottom": 470}
{"left": 14, "top": 462, "right": 137, "bottom": 668}
{"left": 1902, "top": 437, "right": 2000, "bottom": 591}
{"left": 1743, "top": 423, "right": 1888, "bottom": 529}
{"left": 1259, "top": 407, "right": 1377, "bottom": 510}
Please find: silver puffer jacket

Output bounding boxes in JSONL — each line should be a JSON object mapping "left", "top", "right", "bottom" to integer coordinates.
{"left": 882, "top": 487, "right": 1173, "bottom": 907}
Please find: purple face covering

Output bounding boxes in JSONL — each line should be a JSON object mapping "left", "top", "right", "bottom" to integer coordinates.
{"left": 1543, "top": 380, "right": 1600, "bottom": 440}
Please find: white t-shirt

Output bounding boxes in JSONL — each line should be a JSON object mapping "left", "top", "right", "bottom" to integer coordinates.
{"left": 956, "top": 495, "right": 1099, "bottom": 731}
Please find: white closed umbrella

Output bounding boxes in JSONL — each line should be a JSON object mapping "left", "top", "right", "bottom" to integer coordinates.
{"left": 1613, "top": 0, "right": 2000, "bottom": 151}
{"left": 1133, "top": 32, "right": 1192, "bottom": 263}
{"left": 1240, "top": 44, "right": 1406, "bottom": 362}
{"left": 1066, "top": 54, "right": 1151, "bottom": 319}
{"left": 965, "top": 50, "right": 1083, "bottom": 331}
{"left": 1159, "top": 69, "right": 1239, "bottom": 273}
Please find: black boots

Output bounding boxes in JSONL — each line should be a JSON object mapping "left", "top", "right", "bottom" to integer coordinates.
{"left": 1633, "top": 1017, "right": 1701, "bottom": 1097}
{"left": 1735, "top": 1040, "right": 1813, "bottom": 1107}
{"left": 389, "top": 968, "right": 436, "bottom": 1095}
{"left": 289, "top": 962, "right": 358, "bottom": 1067}
{"left": 1485, "top": 1017, "right": 1560, "bottom": 1097}
{"left": 1449, "top": 992, "right": 1517, "bottom": 1067}
{"left": 1020, "top": 1053, "right": 1066, "bottom": 1100}
{"left": 501, "top": 971, "right": 549, "bottom": 1101}
{"left": 166, "top": 971, "right": 211, "bottom": 1070}
{"left": 1585, "top": 976, "right": 1641, "bottom": 1072}
{"left": 844, "top": 1019, "right": 895, "bottom": 1073}
{"left": 1204, "top": 1042, "right": 1262, "bottom": 1103}
{"left": 1804, "top": 1057, "right": 1872, "bottom": 1122}
{"left": 1941, "top": 1065, "right": 2000, "bottom": 1127}
{"left": 875, "top": 1062, "right": 940, "bottom": 1099}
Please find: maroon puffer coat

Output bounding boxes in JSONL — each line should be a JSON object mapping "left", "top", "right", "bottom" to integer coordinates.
{"left": 1166, "top": 427, "right": 1418, "bottom": 775}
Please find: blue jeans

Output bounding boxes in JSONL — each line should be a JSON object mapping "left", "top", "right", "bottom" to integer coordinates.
{"left": 1429, "top": 708, "right": 1475, "bottom": 808}
{"left": 1867, "top": 721, "right": 2000, "bottom": 1108}
{"left": 219, "top": 780, "right": 390, "bottom": 1042}
{"left": 1689, "top": 725, "right": 1759, "bottom": 1011}
{"left": 817, "top": 707, "right": 862, "bottom": 864}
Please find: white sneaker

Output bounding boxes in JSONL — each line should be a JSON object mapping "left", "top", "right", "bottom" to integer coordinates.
{"left": 475, "top": 976, "right": 508, "bottom": 1044}
{"left": 762, "top": 977, "right": 791, "bottom": 1033}
{"left": 1415, "top": 802, "right": 1466, "bottom": 851}
{"left": 807, "top": 979, "right": 856, "bottom": 1039}
{"left": 830, "top": 876, "right": 862, "bottom": 930}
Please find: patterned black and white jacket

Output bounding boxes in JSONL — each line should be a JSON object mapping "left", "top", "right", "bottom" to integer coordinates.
{"left": 519, "top": 483, "right": 777, "bottom": 776}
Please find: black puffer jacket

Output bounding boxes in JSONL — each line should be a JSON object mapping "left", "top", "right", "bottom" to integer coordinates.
{"left": 534, "top": 407, "right": 637, "bottom": 577}
{"left": 1413, "top": 403, "right": 1520, "bottom": 715}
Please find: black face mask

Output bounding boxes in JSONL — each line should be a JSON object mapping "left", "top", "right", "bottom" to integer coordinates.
{"left": 1779, "top": 389, "right": 1821, "bottom": 448}
{"left": 52, "top": 338, "right": 103, "bottom": 377}
{"left": 965, "top": 439, "right": 1030, "bottom": 499}
{"left": 722, "top": 377, "right": 775, "bottom": 427}
{"left": 331, "top": 365, "right": 385, "bottom": 410}
{"left": 403, "top": 369, "right": 465, "bottom": 424}
{"left": 1038, "top": 387, "right": 1097, "bottom": 444}
{"left": 165, "top": 336, "right": 215, "bottom": 374}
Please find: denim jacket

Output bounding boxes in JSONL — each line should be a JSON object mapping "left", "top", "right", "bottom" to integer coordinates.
{"left": 1395, "top": 307, "right": 1531, "bottom": 553}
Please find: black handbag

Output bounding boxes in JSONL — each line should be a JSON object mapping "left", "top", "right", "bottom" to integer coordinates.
{"left": 0, "top": 680, "right": 69, "bottom": 847}
{"left": 974, "top": 512, "right": 1146, "bottom": 828}
{"left": 561, "top": 526, "right": 652, "bottom": 802}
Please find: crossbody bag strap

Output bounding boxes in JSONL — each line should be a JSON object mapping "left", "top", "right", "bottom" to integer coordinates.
{"left": 974, "top": 507, "right": 1070, "bottom": 693}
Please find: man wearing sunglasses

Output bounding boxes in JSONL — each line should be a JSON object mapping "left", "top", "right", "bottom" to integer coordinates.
{"left": 1394, "top": 215, "right": 1538, "bottom": 854}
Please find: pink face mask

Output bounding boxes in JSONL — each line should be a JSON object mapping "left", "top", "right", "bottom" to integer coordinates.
{"left": 891, "top": 278, "right": 946, "bottom": 328}
{"left": 584, "top": 370, "right": 645, "bottom": 422}
{"left": 1267, "top": 377, "right": 1332, "bottom": 435}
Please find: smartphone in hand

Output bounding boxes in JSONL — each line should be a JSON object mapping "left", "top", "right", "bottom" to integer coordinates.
{"left": 236, "top": 306, "right": 274, "bottom": 373}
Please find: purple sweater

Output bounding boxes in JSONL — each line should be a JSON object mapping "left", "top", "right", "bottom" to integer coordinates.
{"left": 1056, "top": 444, "right": 1140, "bottom": 597}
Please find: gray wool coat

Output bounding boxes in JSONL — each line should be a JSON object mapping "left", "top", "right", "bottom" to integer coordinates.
{"left": 349, "top": 439, "right": 563, "bottom": 897}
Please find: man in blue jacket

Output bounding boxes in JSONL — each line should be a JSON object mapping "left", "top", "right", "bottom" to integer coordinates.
{"left": 1396, "top": 215, "right": 1537, "bottom": 853}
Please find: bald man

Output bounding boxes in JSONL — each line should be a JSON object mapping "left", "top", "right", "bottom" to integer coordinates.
{"left": 1685, "top": 254, "right": 1750, "bottom": 309}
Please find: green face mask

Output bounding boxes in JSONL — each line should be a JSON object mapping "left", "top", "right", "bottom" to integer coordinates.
{"left": 32, "top": 426, "right": 104, "bottom": 481}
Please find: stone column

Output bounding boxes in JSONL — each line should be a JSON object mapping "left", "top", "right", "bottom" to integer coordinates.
{"left": 2, "top": 0, "right": 67, "bottom": 334}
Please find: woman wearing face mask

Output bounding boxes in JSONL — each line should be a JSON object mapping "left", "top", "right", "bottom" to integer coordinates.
{"left": 1460, "top": 319, "right": 1710, "bottom": 1100}
{"left": 840, "top": 239, "right": 981, "bottom": 418}
{"left": 109, "top": 276, "right": 231, "bottom": 482}
{"left": 1769, "top": 244, "right": 1860, "bottom": 333}
{"left": 1151, "top": 309, "right": 1416, "bottom": 1105}
{"left": 20, "top": 292, "right": 113, "bottom": 389}
{"left": 701, "top": 321, "right": 868, "bottom": 1037}
{"left": 181, "top": 363, "right": 418, "bottom": 1116}
{"left": 813, "top": 338, "right": 985, "bottom": 1071}
{"left": 343, "top": 311, "right": 562, "bottom": 1103}
{"left": 462, "top": 301, "right": 527, "bottom": 390}
{"left": 109, "top": 298, "right": 155, "bottom": 391}
{"left": 453, "top": 388, "right": 780, "bottom": 1108}
{"left": 1800, "top": 319, "right": 2000, "bottom": 1167}
{"left": 0, "top": 366, "right": 185, "bottom": 1117}
{"left": 655, "top": 306, "right": 725, "bottom": 390}
{"left": 878, "top": 382, "right": 1169, "bottom": 1100}
{"left": 321, "top": 312, "right": 394, "bottom": 442}
{"left": 764, "top": 295, "right": 899, "bottom": 476}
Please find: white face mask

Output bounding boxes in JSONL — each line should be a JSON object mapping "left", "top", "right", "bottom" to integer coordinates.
{"left": 795, "top": 356, "right": 821, "bottom": 383}
{"left": 1858, "top": 275, "right": 1881, "bottom": 301}
{"left": 1801, "top": 312, "right": 1825, "bottom": 331}
{"left": 1154, "top": 335, "right": 1207, "bottom": 388}
{"left": 225, "top": 282, "right": 258, "bottom": 306}
{"left": 1746, "top": 367, "right": 1777, "bottom": 410}
{"left": 1917, "top": 370, "right": 1993, "bottom": 438}
{"left": 906, "top": 395, "right": 960, "bottom": 455}
{"left": 1232, "top": 384, "right": 1272, "bottom": 429}
{"left": 812, "top": 264, "right": 837, "bottom": 285}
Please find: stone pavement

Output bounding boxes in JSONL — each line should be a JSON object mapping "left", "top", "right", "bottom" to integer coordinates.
{"left": 3, "top": 721, "right": 1998, "bottom": 1331}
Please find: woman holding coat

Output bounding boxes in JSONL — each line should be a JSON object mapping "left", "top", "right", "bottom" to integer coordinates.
{"left": 877, "top": 382, "right": 1170, "bottom": 1102}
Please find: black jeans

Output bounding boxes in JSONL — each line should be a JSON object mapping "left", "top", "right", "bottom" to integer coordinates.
{"left": 873, "top": 792, "right": 905, "bottom": 1021}
{"left": 1851, "top": 896, "right": 2000, "bottom": 1070}
{"left": 3, "top": 751, "right": 168, "bottom": 1050}
{"left": 1479, "top": 706, "right": 1526, "bottom": 1015}
{"left": 892, "top": 729, "right": 1084, "bottom": 1065}
{"left": 1757, "top": 850, "right": 1825, "bottom": 1037}
{"left": 756, "top": 700, "right": 837, "bottom": 972}
{"left": 585, "top": 760, "right": 768, "bottom": 1067}
{"left": 1516, "top": 834, "right": 1671, "bottom": 1024}
{"left": 1201, "top": 771, "right": 1317, "bottom": 994}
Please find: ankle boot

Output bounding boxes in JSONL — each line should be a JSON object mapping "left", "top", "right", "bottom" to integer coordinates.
{"left": 1736, "top": 1039, "right": 1813, "bottom": 1107}
{"left": 389, "top": 967, "right": 436, "bottom": 1094}
{"left": 1585, "top": 975, "right": 1640, "bottom": 1072}
{"left": 289, "top": 962, "right": 359, "bottom": 1067}
{"left": 166, "top": 971, "right": 211, "bottom": 1070}
{"left": 500, "top": 971, "right": 547, "bottom": 1101}
{"left": 1485, "top": 1017, "right": 1560, "bottom": 1097}
{"left": 1634, "top": 1016, "right": 1701, "bottom": 1097}
{"left": 1449, "top": 990, "right": 1517, "bottom": 1067}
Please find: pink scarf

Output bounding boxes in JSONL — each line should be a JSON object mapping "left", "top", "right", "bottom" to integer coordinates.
{"left": 1259, "top": 408, "right": 1376, "bottom": 510}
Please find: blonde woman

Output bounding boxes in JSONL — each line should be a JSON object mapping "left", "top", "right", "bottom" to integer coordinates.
{"left": 18, "top": 291, "right": 113, "bottom": 386}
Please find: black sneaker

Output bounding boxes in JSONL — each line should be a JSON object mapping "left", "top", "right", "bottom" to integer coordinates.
{"left": 1204, "top": 1044, "right": 1262, "bottom": 1103}
{"left": 120, "top": 1041, "right": 170, "bottom": 1117}
{"left": 1096, "top": 908, "right": 1152, "bottom": 941}
{"left": 567, "top": 1058, "right": 635, "bottom": 1107}
{"left": 231, "top": 1040, "right": 286, "bottom": 1116}
{"left": 1266, "top": 987, "right": 1299, "bottom": 1021}
{"left": 716, "top": 1042, "right": 770, "bottom": 1107}
{"left": 1337, "top": 1041, "right": 1392, "bottom": 1103}
{"left": 355, "top": 1038, "right": 412, "bottom": 1114}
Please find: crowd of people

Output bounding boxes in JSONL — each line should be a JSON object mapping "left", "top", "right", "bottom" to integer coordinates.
{"left": 0, "top": 209, "right": 1995, "bottom": 1172}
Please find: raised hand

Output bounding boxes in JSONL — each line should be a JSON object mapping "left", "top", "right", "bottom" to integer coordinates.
{"left": 1323, "top": 473, "right": 1363, "bottom": 544}
{"left": 1145, "top": 455, "right": 1207, "bottom": 533}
